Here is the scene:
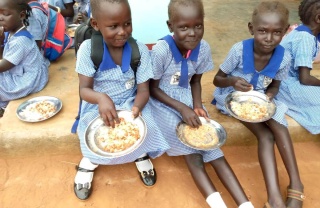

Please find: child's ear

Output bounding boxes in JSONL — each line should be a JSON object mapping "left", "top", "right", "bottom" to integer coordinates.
{"left": 90, "top": 18, "right": 99, "bottom": 31}
{"left": 315, "top": 13, "right": 320, "bottom": 24}
{"left": 248, "top": 22, "right": 254, "bottom": 35}
{"left": 166, "top": 20, "right": 173, "bottom": 33}
{"left": 20, "top": 10, "right": 26, "bottom": 21}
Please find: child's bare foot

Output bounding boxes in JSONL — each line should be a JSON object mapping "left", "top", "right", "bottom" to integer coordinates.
{"left": 286, "top": 185, "right": 305, "bottom": 208}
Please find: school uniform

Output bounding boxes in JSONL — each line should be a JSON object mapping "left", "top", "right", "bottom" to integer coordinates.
{"left": 149, "top": 35, "right": 224, "bottom": 163}
{"left": 76, "top": 39, "right": 170, "bottom": 165}
{"left": 276, "top": 25, "right": 320, "bottom": 134}
{"left": 0, "top": 30, "right": 49, "bottom": 108}
{"left": 39, "top": 0, "right": 74, "bottom": 25}
{"left": 213, "top": 38, "right": 290, "bottom": 126}
{"left": 27, "top": 6, "right": 48, "bottom": 43}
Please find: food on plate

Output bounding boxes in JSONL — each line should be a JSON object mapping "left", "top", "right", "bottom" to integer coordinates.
{"left": 96, "top": 117, "right": 140, "bottom": 153}
{"left": 230, "top": 99, "right": 269, "bottom": 121}
{"left": 19, "top": 100, "right": 56, "bottom": 121}
{"left": 183, "top": 124, "right": 219, "bottom": 148}
{"left": 67, "top": 27, "right": 75, "bottom": 37}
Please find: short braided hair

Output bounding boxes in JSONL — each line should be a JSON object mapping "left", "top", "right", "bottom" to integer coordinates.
{"left": 168, "top": 0, "right": 204, "bottom": 21}
{"left": 252, "top": 1, "right": 289, "bottom": 24}
{"left": 298, "top": 0, "right": 320, "bottom": 24}
{"left": 90, "top": 0, "right": 128, "bottom": 18}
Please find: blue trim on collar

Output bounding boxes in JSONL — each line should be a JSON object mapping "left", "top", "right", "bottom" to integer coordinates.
{"left": 99, "top": 41, "right": 132, "bottom": 73}
{"left": 161, "top": 35, "right": 200, "bottom": 88}
{"left": 242, "top": 38, "right": 284, "bottom": 88}
{"left": 14, "top": 30, "right": 33, "bottom": 39}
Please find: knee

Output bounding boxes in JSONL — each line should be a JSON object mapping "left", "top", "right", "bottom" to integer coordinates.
{"left": 257, "top": 131, "right": 274, "bottom": 144}
{"left": 184, "top": 154, "right": 205, "bottom": 169}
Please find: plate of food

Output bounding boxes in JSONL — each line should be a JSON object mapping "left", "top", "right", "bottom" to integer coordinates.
{"left": 85, "top": 110, "right": 147, "bottom": 158}
{"left": 16, "top": 96, "right": 62, "bottom": 122}
{"left": 225, "top": 90, "right": 276, "bottom": 123}
{"left": 176, "top": 117, "right": 227, "bottom": 150}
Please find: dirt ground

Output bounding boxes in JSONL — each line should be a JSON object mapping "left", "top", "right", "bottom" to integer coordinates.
{"left": 1, "top": 0, "right": 320, "bottom": 208}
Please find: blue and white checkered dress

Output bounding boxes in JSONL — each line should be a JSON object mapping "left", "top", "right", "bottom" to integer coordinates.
{"left": 27, "top": 7, "right": 48, "bottom": 42}
{"left": 213, "top": 41, "right": 290, "bottom": 126}
{"left": 0, "top": 31, "right": 49, "bottom": 108}
{"left": 276, "top": 29, "right": 320, "bottom": 134}
{"left": 149, "top": 39, "right": 224, "bottom": 163}
{"left": 76, "top": 40, "right": 170, "bottom": 165}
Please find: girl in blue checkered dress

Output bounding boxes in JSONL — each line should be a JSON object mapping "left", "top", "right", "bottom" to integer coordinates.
{"left": 213, "top": 2, "right": 304, "bottom": 208}
{"left": 149, "top": 1, "right": 253, "bottom": 208}
{"left": 73, "top": 0, "right": 170, "bottom": 201}
{"left": 276, "top": 0, "right": 320, "bottom": 135}
{"left": 0, "top": 0, "right": 49, "bottom": 116}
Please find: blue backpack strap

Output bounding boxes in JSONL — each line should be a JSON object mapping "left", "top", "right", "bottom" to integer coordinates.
{"left": 28, "top": 1, "right": 48, "bottom": 16}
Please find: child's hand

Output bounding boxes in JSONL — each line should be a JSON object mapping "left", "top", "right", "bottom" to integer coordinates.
{"left": 74, "top": 12, "right": 88, "bottom": 24}
{"left": 194, "top": 107, "right": 209, "bottom": 121}
{"left": 98, "top": 96, "right": 120, "bottom": 128}
{"left": 131, "top": 106, "right": 141, "bottom": 118}
{"left": 180, "top": 105, "right": 201, "bottom": 128}
{"left": 232, "top": 77, "right": 253, "bottom": 92}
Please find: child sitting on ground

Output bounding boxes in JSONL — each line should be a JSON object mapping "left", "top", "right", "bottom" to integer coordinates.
{"left": 276, "top": 0, "right": 320, "bottom": 135}
{"left": 73, "top": 0, "right": 169, "bottom": 201}
{"left": 213, "top": 1, "right": 304, "bottom": 208}
{"left": 149, "top": 0, "right": 254, "bottom": 207}
{"left": 0, "top": 0, "right": 49, "bottom": 117}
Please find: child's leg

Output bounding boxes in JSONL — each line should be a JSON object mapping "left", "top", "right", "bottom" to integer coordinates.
{"left": 184, "top": 154, "right": 227, "bottom": 208}
{"left": 74, "top": 157, "right": 98, "bottom": 200}
{"left": 241, "top": 122, "right": 285, "bottom": 208}
{"left": 209, "top": 157, "right": 252, "bottom": 207}
{"left": 266, "top": 119, "right": 304, "bottom": 208}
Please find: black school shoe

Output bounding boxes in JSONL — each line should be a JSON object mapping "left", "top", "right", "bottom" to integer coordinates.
{"left": 74, "top": 166, "right": 95, "bottom": 200}
{"left": 135, "top": 155, "right": 157, "bottom": 186}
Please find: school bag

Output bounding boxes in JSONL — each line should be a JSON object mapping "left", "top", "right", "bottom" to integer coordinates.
{"left": 71, "top": 19, "right": 141, "bottom": 133}
{"left": 28, "top": 1, "right": 72, "bottom": 61}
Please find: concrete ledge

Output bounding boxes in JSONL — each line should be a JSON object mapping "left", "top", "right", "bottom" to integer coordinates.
{"left": 1, "top": 50, "right": 319, "bottom": 158}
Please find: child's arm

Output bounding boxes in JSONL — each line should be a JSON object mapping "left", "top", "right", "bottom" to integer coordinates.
{"left": 79, "top": 74, "right": 120, "bottom": 127}
{"left": 48, "top": 3, "right": 74, "bottom": 18}
{"left": 150, "top": 79, "right": 201, "bottom": 127}
{"left": 190, "top": 74, "right": 209, "bottom": 120}
{"left": 132, "top": 81, "right": 150, "bottom": 118}
{"left": 213, "top": 69, "right": 252, "bottom": 91}
{"left": 0, "top": 60, "right": 15, "bottom": 73}
{"left": 299, "top": 66, "right": 320, "bottom": 86}
{"left": 265, "top": 79, "right": 280, "bottom": 100}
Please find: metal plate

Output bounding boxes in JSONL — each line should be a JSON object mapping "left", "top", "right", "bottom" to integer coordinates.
{"left": 16, "top": 96, "right": 62, "bottom": 122}
{"left": 85, "top": 110, "right": 147, "bottom": 158}
{"left": 176, "top": 117, "right": 227, "bottom": 150}
{"left": 225, "top": 90, "right": 276, "bottom": 123}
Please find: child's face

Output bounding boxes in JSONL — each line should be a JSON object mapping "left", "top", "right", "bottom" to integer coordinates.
{"left": 167, "top": 5, "right": 204, "bottom": 55}
{"left": 91, "top": 1, "right": 132, "bottom": 48}
{"left": 0, "top": 0, "right": 25, "bottom": 32}
{"left": 248, "top": 12, "right": 288, "bottom": 54}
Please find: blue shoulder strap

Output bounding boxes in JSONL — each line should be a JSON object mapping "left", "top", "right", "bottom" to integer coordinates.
{"left": 28, "top": 1, "right": 48, "bottom": 16}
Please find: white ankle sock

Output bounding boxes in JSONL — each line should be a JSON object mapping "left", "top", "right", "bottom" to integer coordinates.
{"left": 135, "top": 154, "right": 153, "bottom": 172}
{"left": 79, "top": 157, "right": 98, "bottom": 170}
{"left": 238, "top": 201, "right": 254, "bottom": 208}
{"left": 206, "top": 192, "right": 227, "bottom": 208}
{"left": 74, "top": 157, "right": 98, "bottom": 185}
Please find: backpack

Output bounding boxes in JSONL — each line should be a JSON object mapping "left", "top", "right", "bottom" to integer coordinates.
{"left": 71, "top": 19, "right": 141, "bottom": 133}
{"left": 28, "top": 1, "right": 72, "bottom": 61}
